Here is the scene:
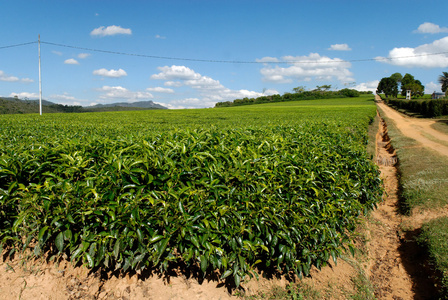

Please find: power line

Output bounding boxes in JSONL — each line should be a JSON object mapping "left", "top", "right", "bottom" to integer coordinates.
{"left": 0, "top": 41, "right": 37, "bottom": 50}
{"left": 39, "top": 41, "right": 448, "bottom": 64}
{"left": 40, "top": 41, "right": 263, "bottom": 64}
{"left": 2, "top": 40, "right": 448, "bottom": 64}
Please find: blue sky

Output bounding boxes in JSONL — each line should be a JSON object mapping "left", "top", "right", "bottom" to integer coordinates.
{"left": 1, "top": 0, "right": 448, "bottom": 108}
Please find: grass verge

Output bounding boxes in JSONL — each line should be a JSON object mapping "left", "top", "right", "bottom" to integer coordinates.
{"left": 418, "top": 217, "right": 448, "bottom": 296}
{"left": 431, "top": 120, "right": 448, "bottom": 135}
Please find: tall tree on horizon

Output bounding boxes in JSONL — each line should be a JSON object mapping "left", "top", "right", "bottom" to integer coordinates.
{"left": 377, "top": 77, "right": 398, "bottom": 99}
{"left": 401, "top": 73, "right": 424, "bottom": 97}
{"left": 438, "top": 72, "right": 448, "bottom": 95}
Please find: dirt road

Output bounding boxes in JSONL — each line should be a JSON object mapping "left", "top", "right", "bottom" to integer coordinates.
{"left": 376, "top": 97, "right": 448, "bottom": 157}
{"left": 374, "top": 96, "right": 448, "bottom": 299}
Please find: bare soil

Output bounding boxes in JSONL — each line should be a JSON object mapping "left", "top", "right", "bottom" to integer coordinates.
{"left": 1, "top": 99, "right": 448, "bottom": 299}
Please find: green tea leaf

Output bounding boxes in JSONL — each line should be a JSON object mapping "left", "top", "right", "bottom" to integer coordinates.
{"left": 55, "top": 232, "right": 64, "bottom": 253}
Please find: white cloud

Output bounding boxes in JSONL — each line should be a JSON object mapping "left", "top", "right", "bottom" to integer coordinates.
{"left": 155, "top": 34, "right": 166, "bottom": 39}
{"left": 146, "top": 87, "right": 174, "bottom": 93}
{"left": 263, "top": 89, "right": 279, "bottom": 95}
{"left": 414, "top": 22, "right": 448, "bottom": 34}
{"left": 78, "top": 53, "right": 91, "bottom": 59}
{"left": 97, "top": 86, "right": 153, "bottom": 101}
{"left": 168, "top": 98, "right": 209, "bottom": 109}
{"left": 164, "top": 81, "right": 183, "bottom": 87}
{"left": 151, "top": 65, "right": 273, "bottom": 107}
{"left": 0, "top": 70, "right": 33, "bottom": 83}
{"left": 52, "top": 51, "right": 62, "bottom": 56}
{"left": 9, "top": 92, "right": 39, "bottom": 99}
{"left": 375, "top": 36, "right": 448, "bottom": 68}
{"left": 152, "top": 66, "right": 229, "bottom": 93}
{"left": 151, "top": 65, "right": 202, "bottom": 81}
{"left": 0, "top": 70, "right": 18, "bottom": 82}
{"left": 49, "top": 93, "right": 85, "bottom": 106}
{"left": 90, "top": 25, "right": 132, "bottom": 37}
{"left": 425, "top": 81, "right": 442, "bottom": 93}
{"left": 328, "top": 43, "right": 352, "bottom": 51}
{"left": 353, "top": 80, "right": 379, "bottom": 92}
{"left": 50, "top": 93, "right": 76, "bottom": 101}
{"left": 64, "top": 58, "right": 79, "bottom": 65}
{"left": 255, "top": 57, "right": 280, "bottom": 63}
{"left": 258, "top": 53, "right": 354, "bottom": 83}
{"left": 93, "top": 68, "right": 127, "bottom": 78}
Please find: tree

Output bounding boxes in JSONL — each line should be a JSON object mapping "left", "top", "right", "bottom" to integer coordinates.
{"left": 316, "top": 84, "right": 331, "bottom": 91}
{"left": 401, "top": 73, "right": 424, "bottom": 97}
{"left": 377, "top": 77, "right": 398, "bottom": 98}
{"left": 338, "top": 88, "right": 360, "bottom": 97}
{"left": 414, "top": 80, "right": 425, "bottom": 97}
{"left": 390, "top": 72, "right": 403, "bottom": 86}
{"left": 438, "top": 72, "right": 448, "bottom": 95}
{"left": 292, "top": 86, "right": 306, "bottom": 93}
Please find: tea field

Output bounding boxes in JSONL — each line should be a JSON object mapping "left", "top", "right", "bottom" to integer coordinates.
{"left": 0, "top": 95, "right": 382, "bottom": 286}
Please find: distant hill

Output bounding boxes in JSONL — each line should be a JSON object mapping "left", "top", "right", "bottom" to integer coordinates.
{"left": 90, "top": 100, "right": 167, "bottom": 110}
{"left": 0, "top": 97, "right": 55, "bottom": 106}
{"left": 0, "top": 97, "right": 167, "bottom": 114}
{"left": 0, "top": 97, "right": 61, "bottom": 114}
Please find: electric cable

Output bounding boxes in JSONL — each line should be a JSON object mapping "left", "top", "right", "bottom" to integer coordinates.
{"left": 2, "top": 40, "right": 448, "bottom": 65}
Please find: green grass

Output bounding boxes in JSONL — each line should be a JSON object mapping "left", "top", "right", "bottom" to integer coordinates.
{"left": 418, "top": 217, "right": 448, "bottom": 296}
{"left": 431, "top": 120, "right": 448, "bottom": 134}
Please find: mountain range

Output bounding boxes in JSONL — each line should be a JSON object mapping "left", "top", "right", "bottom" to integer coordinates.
{"left": 0, "top": 97, "right": 167, "bottom": 114}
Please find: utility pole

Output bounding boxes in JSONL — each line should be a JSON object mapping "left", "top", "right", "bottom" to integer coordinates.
{"left": 38, "top": 34, "right": 42, "bottom": 115}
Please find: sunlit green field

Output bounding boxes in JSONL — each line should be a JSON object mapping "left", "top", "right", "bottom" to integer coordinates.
{"left": 0, "top": 95, "right": 382, "bottom": 286}
{"left": 0, "top": 95, "right": 376, "bottom": 137}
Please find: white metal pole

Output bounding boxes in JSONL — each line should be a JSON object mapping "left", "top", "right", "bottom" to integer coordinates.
{"left": 38, "top": 34, "right": 42, "bottom": 115}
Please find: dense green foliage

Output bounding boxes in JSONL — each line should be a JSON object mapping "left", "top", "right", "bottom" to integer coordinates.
{"left": 214, "top": 89, "right": 369, "bottom": 107}
{"left": 385, "top": 98, "right": 448, "bottom": 117}
{"left": 0, "top": 96, "right": 382, "bottom": 286}
{"left": 439, "top": 72, "right": 448, "bottom": 94}
{"left": 377, "top": 72, "right": 425, "bottom": 99}
{"left": 390, "top": 73, "right": 403, "bottom": 85}
{"left": 400, "top": 73, "right": 424, "bottom": 97}
{"left": 418, "top": 217, "right": 448, "bottom": 296}
{"left": 377, "top": 77, "right": 398, "bottom": 98}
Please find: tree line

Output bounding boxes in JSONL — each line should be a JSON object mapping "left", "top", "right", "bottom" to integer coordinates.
{"left": 215, "top": 86, "right": 372, "bottom": 108}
